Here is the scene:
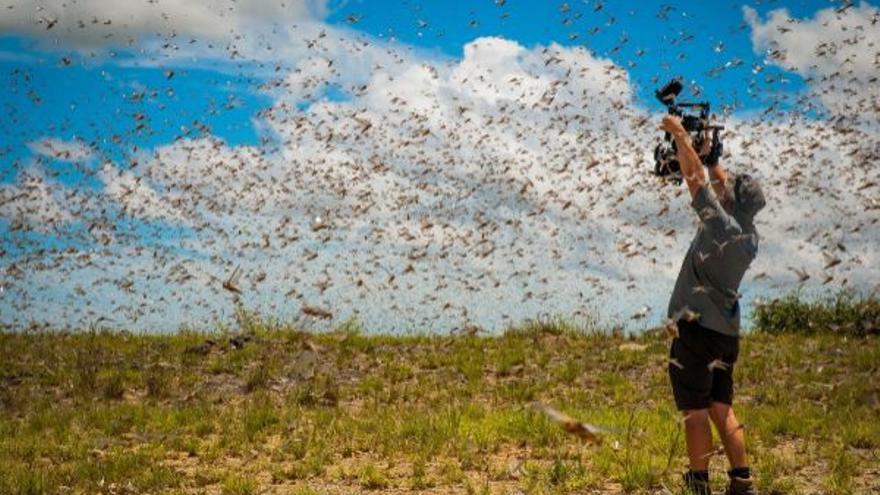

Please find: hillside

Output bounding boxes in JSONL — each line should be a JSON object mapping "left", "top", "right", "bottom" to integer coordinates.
{"left": 1, "top": 316, "right": 878, "bottom": 494}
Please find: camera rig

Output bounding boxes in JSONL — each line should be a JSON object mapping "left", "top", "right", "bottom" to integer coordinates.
{"left": 653, "top": 79, "right": 724, "bottom": 182}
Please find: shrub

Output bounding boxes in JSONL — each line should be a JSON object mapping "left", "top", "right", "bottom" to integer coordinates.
{"left": 221, "top": 474, "right": 257, "bottom": 495}
{"left": 244, "top": 362, "right": 272, "bottom": 393}
{"left": 242, "top": 399, "right": 280, "bottom": 440}
{"left": 753, "top": 289, "right": 880, "bottom": 335}
{"left": 294, "top": 372, "right": 339, "bottom": 407}
{"left": 99, "top": 370, "right": 126, "bottom": 400}
{"left": 358, "top": 463, "right": 390, "bottom": 490}
{"left": 144, "top": 364, "right": 172, "bottom": 398}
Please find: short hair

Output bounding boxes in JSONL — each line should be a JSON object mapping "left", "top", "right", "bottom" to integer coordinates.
{"left": 733, "top": 173, "right": 766, "bottom": 224}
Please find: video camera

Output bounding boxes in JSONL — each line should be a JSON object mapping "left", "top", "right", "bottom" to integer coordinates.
{"left": 653, "top": 79, "right": 724, "bottom": 181}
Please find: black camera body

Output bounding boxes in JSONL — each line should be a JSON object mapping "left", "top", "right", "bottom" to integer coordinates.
{"left": 653, "top": 79, "right": 723, "bottom": 181}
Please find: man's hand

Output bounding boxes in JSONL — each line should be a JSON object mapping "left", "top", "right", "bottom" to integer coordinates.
{"left": 659, "top": 114, "right": 705, "bottom": 198}
{"left": 703, "top": 129, "right": 723, "bottom": 167}
{"left": 698, "top": 129, "right": 713, "bottom": 158}
{"left": 703, "top": 129, "right": 732, "bottom": 211}
{"left": 659, "top": 115, "right": 687, "bottom": 137}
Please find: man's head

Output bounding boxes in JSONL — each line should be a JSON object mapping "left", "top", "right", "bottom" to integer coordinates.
{"left": 730, "top": 173, "right": 766, "bottom": 226}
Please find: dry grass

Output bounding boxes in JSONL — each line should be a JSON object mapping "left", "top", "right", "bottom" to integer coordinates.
{"left": 1, "top": 314, "right": 878, "bottom": 494}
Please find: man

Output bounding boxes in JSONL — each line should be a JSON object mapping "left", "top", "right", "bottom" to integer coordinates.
{"left": 659, "top": 114, "right": 766, "bottom": 495}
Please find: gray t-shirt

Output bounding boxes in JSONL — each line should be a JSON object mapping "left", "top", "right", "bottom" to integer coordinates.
{"left": 667, "top": 183, "right": 759, "bottom": 337}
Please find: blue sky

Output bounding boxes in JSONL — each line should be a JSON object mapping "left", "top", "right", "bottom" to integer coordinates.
{"left": 1, "top": 1, "right": 829, "bottom": 179}
{"left": 1, "top": 0, "right": 877, "bottom": 333}
{"left": 0, "top": 38, "right": 270, "bottom": 180}
{"left": 325, "top": 0, "right": 820, "bottom": 106}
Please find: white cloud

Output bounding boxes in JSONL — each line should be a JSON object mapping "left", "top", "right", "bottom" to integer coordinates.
{"left": 0, "top": 168, "right": 75, "bottom": 233}
{"left": 744, "top": 2, "right": 880, "bottom": 119}
{"left": 2, "top": 32, "right": 879, "bottom": 333}
{"left": 97, "top": 162, "right": 188, "bottom": 223}
{"left": 27, "top": 137, "right": 94, "bottom": 162}
{"left": 0, "top": 0, "right": 328, "bottom": 48}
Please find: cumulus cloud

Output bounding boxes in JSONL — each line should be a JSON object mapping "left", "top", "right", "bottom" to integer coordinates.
{"left": 0, "top": 0, "right": 328, "bottom": 48}
{"left": 27, "top": 137, "right": 94, "bottom": 162}
{"left": 0, "top": 168, "right": 75, "bottom": 233}
{"left": 1, "top": 30, "right": 879, "bottom": 333}
{"left": 744, "top": 2, "right": 880, "bottom": 119}
{"left": 97, "top": 162, "right": 189, "bottom": 223}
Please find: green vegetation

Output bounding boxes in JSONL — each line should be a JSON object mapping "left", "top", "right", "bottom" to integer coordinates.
{"left": 754, "top": 289, "right": 880, "bottom": 336}
{"left": 0, "top": 306, "right": 878, "bottom": 494}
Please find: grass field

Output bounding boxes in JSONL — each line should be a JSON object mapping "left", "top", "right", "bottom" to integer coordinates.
{"left": 1, "top": 310, "right": 878, "bottom": 495}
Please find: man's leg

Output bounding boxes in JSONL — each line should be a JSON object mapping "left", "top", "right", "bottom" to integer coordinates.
{"left": 669, "top": 322, "right": 716, "bottom": 493}
{"left": 682, "top": 408, "right": 713, "bottom": 470}
{"left": 708, "top": 401, "right": 747, "bottom": 469}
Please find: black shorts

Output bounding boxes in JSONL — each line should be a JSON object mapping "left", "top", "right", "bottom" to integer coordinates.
{"left": 668, "top": 319, "right": 740, "bottom": 411}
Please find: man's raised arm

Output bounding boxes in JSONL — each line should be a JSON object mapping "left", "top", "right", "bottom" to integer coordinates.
{"left": 702, "top": 130, "right": 735, "bottom": 212}
{"left": 707, "top": 162, "right": 734, "bottom": 211}
{"left": 659, "top": 115, "right": 705, "bottom": 199}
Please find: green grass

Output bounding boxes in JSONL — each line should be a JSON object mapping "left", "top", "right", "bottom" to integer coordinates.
{"left": 221, "top": 474, "right": 258, "bottom": 495}
{"left": 0, "top": 307, "right": 878, "bottom": 494}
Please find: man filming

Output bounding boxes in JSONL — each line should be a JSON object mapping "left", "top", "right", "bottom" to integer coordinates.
{"left": 659, "top": 114, "right": 766, "bottom": 495}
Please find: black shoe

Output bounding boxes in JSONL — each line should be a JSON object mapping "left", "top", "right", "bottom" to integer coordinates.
{"left": 682, "top": 471, "right": 711, "bottom": 495}
{"left": 725, "top": 476, "right": 757, "bottom": 495}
